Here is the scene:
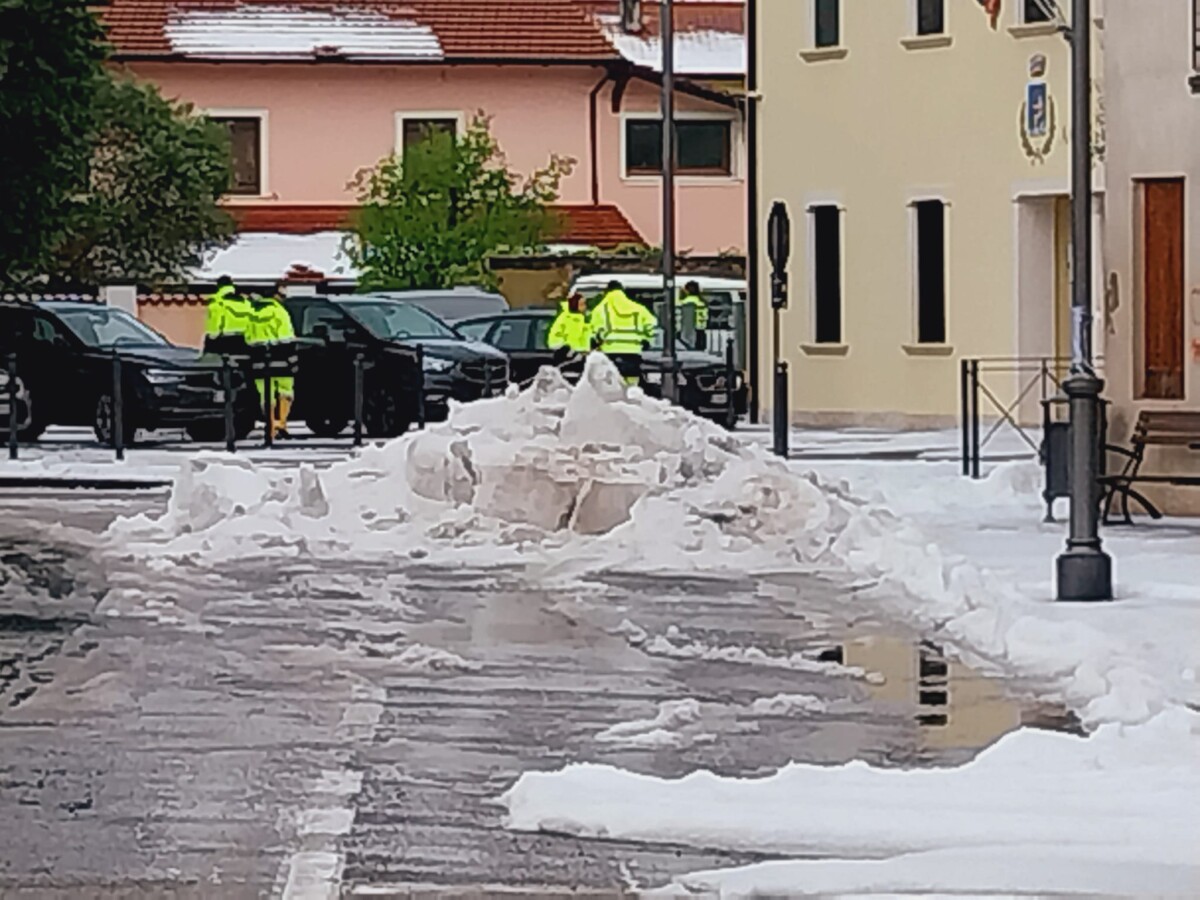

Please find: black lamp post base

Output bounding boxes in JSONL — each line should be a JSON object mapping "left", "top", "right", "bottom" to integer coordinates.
{"left": 1056, "top": 545, "right": 1113, "bottom": 602}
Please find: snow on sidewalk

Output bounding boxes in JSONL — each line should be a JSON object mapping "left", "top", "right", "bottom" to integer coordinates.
{"left": 501, "top": 709, "right": 1199, "bottom": 896}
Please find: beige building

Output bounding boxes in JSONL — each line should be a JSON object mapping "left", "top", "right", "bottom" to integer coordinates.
{"left": 752, "top": 0, "right": 1101, "bottom": 426}
{"left": 1102, "top": 0, "right": 1200, "bottom": 512}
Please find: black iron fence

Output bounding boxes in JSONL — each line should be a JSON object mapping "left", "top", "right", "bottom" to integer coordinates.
{"left": 960, "top": 356, "right": 1085, "bottom": 479}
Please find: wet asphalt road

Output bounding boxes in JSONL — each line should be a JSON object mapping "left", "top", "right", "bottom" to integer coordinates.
{"left": 0, "top": 491, "right": 1052, "bottom": 898}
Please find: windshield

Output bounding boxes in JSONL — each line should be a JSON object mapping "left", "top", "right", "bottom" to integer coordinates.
{"left": 344, "top": 301, "right": 459, "bottom": 340}
{"left": 56, "top": 308, "right": 169, "bottom": 348}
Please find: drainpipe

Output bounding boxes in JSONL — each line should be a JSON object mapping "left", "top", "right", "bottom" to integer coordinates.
{"left": 588, "top": 70, "right": 612, "bottom": 205}
{"left": 746, "top": 0, "right": 761, "bottom": 422}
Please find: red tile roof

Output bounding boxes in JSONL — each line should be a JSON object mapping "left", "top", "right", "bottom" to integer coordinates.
{"left": 228, "top": 203, "right": 645, "bottom": 247}
{"left": 101, "top": 0, "right": 619, "bottom": 61}
{"left": 575, "top": 0, "right": 744, "bottom": 36}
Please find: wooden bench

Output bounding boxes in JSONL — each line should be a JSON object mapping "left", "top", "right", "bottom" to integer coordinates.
{"left": 1101, "top": 410, "right": 1200, "bottom": 525}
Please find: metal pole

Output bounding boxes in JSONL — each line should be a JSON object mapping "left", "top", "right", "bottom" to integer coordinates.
{"left": 960, "top": 358, "right": 970, "bottom": 477}
{"left": 725, "top": 336, "right": 736, "bottom": 429}
{"left": 7, "top": 353, "right": 19, "bottom": 461}
{"left": 262, "top": 345, "right": 274, "bottom": 449}
{"left": 970, "top": 359, "right": 981, "bottom": 480}
{"left": 353, "top": 352, "right": 365, "bottom": 448}
{"left": 415, "top": 346, "right": 426, "bottom": 430}
{"left": 111, "top": 351, "right": 125, "bottom": 461}
{"left": 1056, "top": 0, "right": 1113, "bottom": 602}
{"left": 660, "top": 0, "right": 679, "bottom": 404}
{"left": 771, "top": 306, "right": 788, "bottom": 458}
{"left": 222, "top": 358, "right": 236, "bottom": 453}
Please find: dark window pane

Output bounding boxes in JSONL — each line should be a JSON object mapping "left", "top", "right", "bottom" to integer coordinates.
{"left": 1024, "top": 0, "right": 1052, "bottom": 23}
{"left": 917, "top": 0, "right": 944, "bottom": 35}
{"left": 676, "top": 120, "right": 731, "bottom": 174}
{"left": 626, "top": 120, "right": 662, "bottom": 174}
{"left": 815, "top": 0, "right": 840, "bottom": 47}
{"left": 402, "top": 118, "right": 458, "bottom": 152}
{"left": 214, "top": 117, "right": 261, "bottom": 195}
{"left": 916, "top": 200, "right": 946, "bottom": 344}
{"left": 626, "top": 119, "right": 731, "bottom": 175}
{"left": 491, "top": 318, "right": 532, "bottom": 351}
{"left": 812, "top": 205, "right": 842, "bottom": 344}
{"left": 300, "top": 304, "right": 352, "bottom": 340}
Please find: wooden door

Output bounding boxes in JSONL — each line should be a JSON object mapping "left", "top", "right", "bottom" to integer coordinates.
{"left": 1142, "top": 179, "right": 1185, "bottom": 400}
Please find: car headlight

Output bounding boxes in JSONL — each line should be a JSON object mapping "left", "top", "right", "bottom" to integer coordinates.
{"left": 143, "top": 368, "right": 187, "bottom": 385}
{"left": 423, "top": 355, "right": 455, "bottom": 373}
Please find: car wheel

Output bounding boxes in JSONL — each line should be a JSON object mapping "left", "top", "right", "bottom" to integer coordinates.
{"left": 364, "top": 390, "right": 409, "bottom": 438}
{"left": 93, "top": 393, "right": 137, "bottom": 447}
{"left": 307, "top": 415, "right": 348, "bottom": 438}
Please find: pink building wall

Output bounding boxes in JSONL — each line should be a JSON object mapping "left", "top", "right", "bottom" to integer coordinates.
{"left": 128, "top": 62, "right": 745, "bottom": 255}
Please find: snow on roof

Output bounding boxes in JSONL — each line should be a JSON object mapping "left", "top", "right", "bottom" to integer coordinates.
{"left": 598, "top": 14, "right": 745, "bottom": 76}
{"left": 165, "top": 7, "right": 443, "bottom": 61}
{"left": 192, "top": 232, "right": 359, "bottom": 282}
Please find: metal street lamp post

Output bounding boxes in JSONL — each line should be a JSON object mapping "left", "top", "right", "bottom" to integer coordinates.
{"left": 660, "top": 0, "right": 680, "bottom": 403}
{"left": 1056, "top": 0, "right": 1113, "bottom": 601}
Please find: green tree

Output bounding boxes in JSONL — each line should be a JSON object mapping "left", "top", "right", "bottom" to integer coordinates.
{"left": 0, "top": 0, "right": 108, "bottom": 284}
{"left": 346, "top": 116, "right": 574, "bottom": 290}
{"left": 52, "top": 77, "right": 235, "bottom": 284}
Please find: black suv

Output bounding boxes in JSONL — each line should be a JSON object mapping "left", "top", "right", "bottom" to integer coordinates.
{"left": 286, "top": 296, "right": 508, "bottom": 429}
{"left": 0, "top": 301, "right": 258, "bottom": 443}
{"left": 457, "top": 309, "right": 747, "bottom": 427}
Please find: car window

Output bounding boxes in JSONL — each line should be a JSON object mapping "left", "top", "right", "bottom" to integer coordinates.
{"left": 54, "top": 308, "right": 165, "bottom": 347}
{"left": 31, "top": 316, "right": 67, "bottom": 346}
{"left": 455, "top": 319, "right": 494, "bottom": 341}
{"left": 344, "top": 302, "right": 457, "bottom": 340}
{"left": 490, "top": 318, "right": 532, "bottom": 351}
{"left": 391, "top": 294, "right": 507, "bottom": 322}
{"left": 532, "top": 317, "right": 553, "bottom": 350}
{"left": 300, "top": 304, "right": 354, "bottom": 340}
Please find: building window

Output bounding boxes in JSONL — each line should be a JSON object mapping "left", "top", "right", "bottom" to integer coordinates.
{"left": 212, "top": 116, "right": 262, "bottom": 196}
{"left": 916, "top": 0, "right": 945, "bottom": 35}
{"left": 1022, "top": 0, "right": 1054, "bottom": 24}
{"left": 625, "top": 118, "right": 733, "bottom": 177}
{"left": 814, "top": 0, "right": 840, "bottom": 47}
{"left": 810, "top": 205, "right": 842, "bottom": 344}
{"left": 401, "top": 117, "right": 459, "bottom": 154}
{"left": 914, "top": 200, "right": 947, "bottom": 344}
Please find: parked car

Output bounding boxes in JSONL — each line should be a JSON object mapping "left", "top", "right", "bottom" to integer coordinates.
{"left": 283, "top": 295, "right": 507, "bottom": 430}
{"left": 0, "top": 301, "right": 259, "bottom": 444}
{"left": 0, "top": 370, "right": 31, "bottom": 438}
{"left": 570, "top": 273, "right": 747, "bottom": 364}
{"left": 362, "top": 288, "right": 509, "bottom": 323}
{"left": 456, "top": 309, "right": 747, "bottom": 427}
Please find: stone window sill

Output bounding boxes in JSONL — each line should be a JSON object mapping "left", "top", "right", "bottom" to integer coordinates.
{"left": 1007, "top": 22, "right": 1061, "bottom": 39}
{"left": 800, "top": 343, "right": 850, "bottom": 357}
{"left": 900, "top": 34, "right": 954, "bottom": 51}
{"left": 902, "top": 343, "right": 955, "bottom": 357}
{"left": 798, "top": 46, "right": 849, "bottom": 63}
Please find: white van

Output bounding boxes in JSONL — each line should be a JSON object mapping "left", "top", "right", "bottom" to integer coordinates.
{"left": 569, "top": 273, "right": 747, "bottom": 365}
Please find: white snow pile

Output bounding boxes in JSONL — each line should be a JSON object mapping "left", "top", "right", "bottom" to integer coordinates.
{"left": 502, "top": 707, "right": 1200, "bottom": 897}
{"left": 105, "top": 354, "right": 1191, "bottom": 726}
{"left": 104, "top": 355, "right": 857, "bottom": 568}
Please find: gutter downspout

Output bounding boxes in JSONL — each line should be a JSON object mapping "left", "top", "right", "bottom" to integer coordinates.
{"left": 589, "top": 69, "right": 612, "bottom": 205}
{"left": 746, "top": 0, "right": 761, "bottom": 422}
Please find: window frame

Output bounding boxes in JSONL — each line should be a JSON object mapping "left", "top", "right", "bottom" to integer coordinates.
{"left": 620, "top": 111, "right": 741, "bottom": 181}
{"left": 1019, "top": 0, "right": 1055, "bottom": 25}
{"left": 205, "top": 108, "right": 269, "bottom": 199}
{"left": 909, "top": 197, "right": 950, "bottom": 347}
{"left": 807, "top": 203, "right": 845, "bottom": 346}
{"left": 813, "top": 0, "right": 841, "bottom": 48}
{"left": 913, "top": 0, "right": 946, "bottom": 36}
{"left": 394, "top": 111, "right": 466, "bottom": 156}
